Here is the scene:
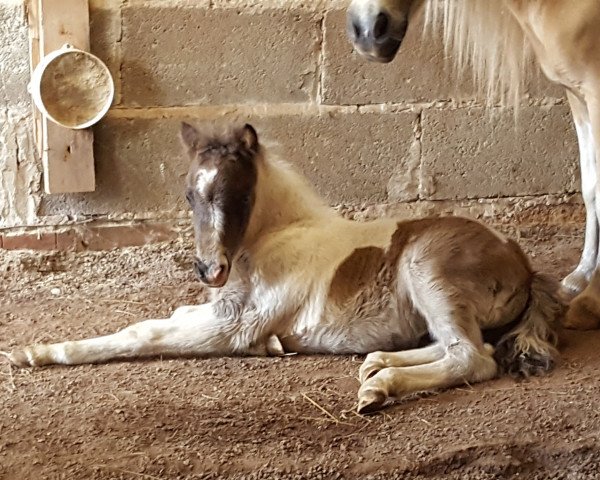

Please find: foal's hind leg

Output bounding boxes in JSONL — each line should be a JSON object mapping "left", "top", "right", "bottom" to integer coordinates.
{"left": 357, "top": 279, "right": 497, "bottom": 413}
{"left": 562, "top": 91, "right": 598, "bottom": 297}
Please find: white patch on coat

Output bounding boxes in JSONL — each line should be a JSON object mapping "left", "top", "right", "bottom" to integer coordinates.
{"left": 196, "top": 168, "right": 218, "bottom": 195}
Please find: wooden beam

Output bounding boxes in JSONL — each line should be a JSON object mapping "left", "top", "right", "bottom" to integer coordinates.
{"left": 28, "top": 0, "right": 96, "bottom": 194}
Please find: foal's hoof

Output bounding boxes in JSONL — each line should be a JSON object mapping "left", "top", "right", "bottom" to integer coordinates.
{"left": 1, "top": 349, "right": 32, "bottom": 368}
{"left": 357, "top": 377, "right": 388, "bottom": 414}
{"left": 357, "top": 388, "right": 387, "bottom": 414}
{"left": 359, "top": 352, "right": 388, "bottom": 384}
{"left": 0, "top": 350, "right": 31, "bottom": 368}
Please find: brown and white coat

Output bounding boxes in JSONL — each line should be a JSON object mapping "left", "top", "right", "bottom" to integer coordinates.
{"left": 4, "top": 124, "right": 562, "bottom": 413}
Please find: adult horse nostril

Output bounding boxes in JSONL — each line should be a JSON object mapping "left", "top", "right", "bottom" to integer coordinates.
{"left": 352, "top": 21, "right": 361, "bottom": 40}
{"left": 373, "top": 12, "right": 390, "bottom": 40}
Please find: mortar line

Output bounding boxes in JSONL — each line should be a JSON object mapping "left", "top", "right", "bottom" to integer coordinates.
{"left": 3, "top": 193, "right": 583, "bottom": 233}
{"left": 106, "top": 98, "right": 567, "bottom": 120}
{"left": 414, "top": 109, "right": 424, "bottom": 200}
{"left": 315, "top": 13, "right": 325, "bottom": 105}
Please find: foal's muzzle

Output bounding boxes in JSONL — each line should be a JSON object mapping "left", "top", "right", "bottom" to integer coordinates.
{"left": 194, "top": 257, "right": 230, "bottom": 288}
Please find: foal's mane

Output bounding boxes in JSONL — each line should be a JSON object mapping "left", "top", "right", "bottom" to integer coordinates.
{"left": 424, "top": 0, "right": 531, "bottom": 107}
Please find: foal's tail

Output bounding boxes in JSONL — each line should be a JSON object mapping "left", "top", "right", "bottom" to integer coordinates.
{"left": 494, "top": 274, "right": 564, "bottom": 377}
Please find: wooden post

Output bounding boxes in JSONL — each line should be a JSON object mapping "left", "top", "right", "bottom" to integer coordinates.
{"left": 28, "top": 0, "right": 96, "bottom": 194}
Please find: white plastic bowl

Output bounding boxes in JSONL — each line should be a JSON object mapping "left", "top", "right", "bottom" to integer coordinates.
{"left": 30, "top": 44, "right": 114, "bottom": 130}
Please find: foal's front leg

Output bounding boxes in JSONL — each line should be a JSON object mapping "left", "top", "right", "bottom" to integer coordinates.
{"left": 357, "top": 342, "right": 497, "bottom": 413}
{"left": 357, "top": 273, "right": 498, "bottom": 413}
{"left": 358, "top": 342, "right": 446, "bottom": 383}
{"left": 5, "top": 304, "right": 260, "bottom": 367}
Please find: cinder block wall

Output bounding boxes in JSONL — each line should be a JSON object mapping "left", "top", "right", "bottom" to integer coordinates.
{"left": 0, "top": 0, "right": 581, "bottom": 240}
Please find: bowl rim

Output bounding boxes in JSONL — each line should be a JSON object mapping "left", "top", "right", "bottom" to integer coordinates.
{"left": 32, "top": 45, "right": 115, "bottom": 130}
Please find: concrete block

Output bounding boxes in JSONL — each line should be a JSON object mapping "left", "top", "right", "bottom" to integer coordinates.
{"left": 255, "top": 110, "right": 420, "bottom": 204}
{"left": 0, "top": 107, "right": 41, "bottom": 228}
{"left": 0, "top": 3, "right": 31, "bottom": 109}
{"left": 421, "top": 105, "right": 579, "bottom": 200}
{"left": 322, "top": 10, "right": 565, "bottom": 106}
{"left": 120, "top": 6, "right": 321, "bottom": 106}
{"left": 39, "top": 108, "right": 418, "bottom": 216}
{"left": 90, "top": 4, "right": 122, "bottom": 104}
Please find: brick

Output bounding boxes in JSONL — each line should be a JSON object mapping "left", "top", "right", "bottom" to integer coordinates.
{"left": 55, "top": 230, "right": 85, "bottom": 252}
{"left": 322, "top": 10, "right": 564, "bottom": 106}
{"left": 55, "top": 224, "right": 177, "bottom": 251}
{"left": 421, "top": 105, "right": 579, "bottom": 200}
{"left": 0, "top": 3, "right": 31, "bottom": 109}
{"left": 3, "top": 232, "right": 57, "bottom": 251}
{"left": 40, "top": 108, "right": 418, "bottom": 216}
{"left": 120, "top": 6, "right": 321, "bottom": 107}
{"left": 81, "top": 223, "right": 177, "bottom": 250}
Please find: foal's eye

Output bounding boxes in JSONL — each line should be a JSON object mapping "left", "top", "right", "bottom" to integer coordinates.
{"left": 185, "top": 191, "right": 194, "bottom": 205}
{"left": 239, "top": 196, "right": 251, "bottom": 210}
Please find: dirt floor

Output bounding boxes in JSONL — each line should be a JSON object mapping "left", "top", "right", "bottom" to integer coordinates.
{"left": 1, "top": 221, "right": 600, "bottom": 480}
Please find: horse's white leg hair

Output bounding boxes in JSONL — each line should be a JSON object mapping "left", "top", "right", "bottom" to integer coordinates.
{"left": 357, "top": 342, "right": 497, "bottom": 413}
{"left": 8, "top": 304, "right": 265, "bottom": 367}
{"left": 358, "top": 342, "right": 495, "bottom": 384}
{"left": 359, "top": 343, "right": 445, "bottom": 384}
{"left": 562, "top": 91, "right": 598, "bottom": 295}
{"left": 563, "top": 96, "right": 600, "bottom": 330}
{"left": 591, "top": 98, "right": 600, "bottom": 271}
{"left": 357, "top": 271, "right": 497, "bottom": 413}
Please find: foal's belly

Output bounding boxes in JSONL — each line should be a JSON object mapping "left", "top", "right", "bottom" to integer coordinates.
{"left": 278, "top": 311, "right": 426, "bottom": 355}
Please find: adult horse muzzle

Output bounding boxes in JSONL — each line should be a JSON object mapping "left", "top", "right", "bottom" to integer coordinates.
{"left": 347, "top": 9, "right": 407, "bottom": 63}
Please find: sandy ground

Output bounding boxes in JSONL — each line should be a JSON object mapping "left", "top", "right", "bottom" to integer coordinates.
{"left": 1, "top": 221, "right": 600, "bottom": 480}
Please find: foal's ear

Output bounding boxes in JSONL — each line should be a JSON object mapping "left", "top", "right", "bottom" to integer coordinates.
{"left": 238, "top": 124, "right": 259, "bottom": 153}
{"left": 180, "top": 122, "right": 201, "bottom": 151}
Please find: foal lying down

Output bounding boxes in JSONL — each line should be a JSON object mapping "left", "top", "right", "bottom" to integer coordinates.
{"left": 5, "top": 123, "right": 563, "bottom": 413}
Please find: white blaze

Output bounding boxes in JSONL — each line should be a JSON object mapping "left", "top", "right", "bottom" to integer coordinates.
{"left": 196, "top": 168, "right": 218, "bottom": 195}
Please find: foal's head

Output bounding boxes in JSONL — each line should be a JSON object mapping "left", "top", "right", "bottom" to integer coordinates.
{"left": 347, "top": 0, "right": 425, "bottom": 63}
{"left": 180, "top": 122, "right": 259, "bottom": 288}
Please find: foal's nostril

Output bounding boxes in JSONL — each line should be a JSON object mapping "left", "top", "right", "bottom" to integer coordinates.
{"left": 373, "top": 12, "right": 390, "bottom": 40}
{"left": 193, "top": 259, "right": 208, "bottom": 280}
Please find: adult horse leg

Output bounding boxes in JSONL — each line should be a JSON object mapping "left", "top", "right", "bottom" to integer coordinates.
{"left": 565, "top": 94, "right": 600, "bottom": 330}
{"left": 4, "top": 304, "right": 265, "bottom": 367}
{"left": 561, "top": 91, "right": 598, "bottom": 297}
